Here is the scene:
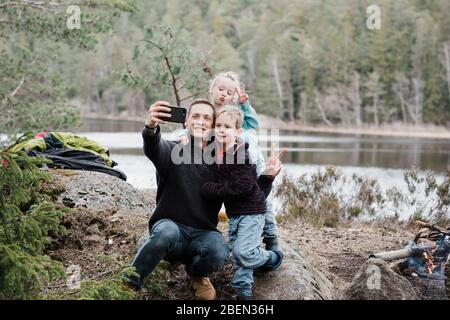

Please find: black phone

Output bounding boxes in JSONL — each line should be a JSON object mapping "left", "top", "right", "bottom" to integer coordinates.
{"left": 165, "top": 105, "right": 187, "bottom": 123}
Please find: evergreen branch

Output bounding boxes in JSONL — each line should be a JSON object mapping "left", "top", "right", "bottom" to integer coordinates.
{"left": 180, "top": 90, "right": 208, "bottom": 102}
{"left": 125, "top": 63, "right": 160, "bottom": 88}
{"left": 164, "top": 56, "right": 181, "bottom": 105}
{"left": 0, "top": 1, "right": 48, "bottom": 11}
{"left": 142, "top": 39, "right": 163, "bottom": 51}
{"left": 0, "top": 1, "right": 136, "bottom": 14}
{"left": 142, "top": 39, "right": 181, "bottom": 104}
{"left": 45, "top": 266, "right": 125, "bottom": 290}
{"left": 10, "top": 77, "right": 25, "bottom": 98}
{"left": 1, "top": 77, "right": 25, "bottom": 107}
{"left": 89, "top": 266, "right": 124, "bottom": 281}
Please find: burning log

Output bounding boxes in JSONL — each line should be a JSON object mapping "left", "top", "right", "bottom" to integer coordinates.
{"left": 369, "top": 221, "right": 450, "bottom": 299}
{"left": 400, "top": 222, "right": 450, "bottom": 281}
{"left": 371, "top": 221, "right": 449, "bottom": 263}
{"left": 415, "top": 221, "right": 449, "bottom": 235}
{"left": 370, "top": 245, "right": 433, "bottom": 261}
{"left": 414, "top": 221, "right": 450, "bottom": 242}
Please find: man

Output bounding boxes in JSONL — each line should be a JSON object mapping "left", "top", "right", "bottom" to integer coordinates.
{"left": 127, "top": 99, "right": 228, "bottom": 300}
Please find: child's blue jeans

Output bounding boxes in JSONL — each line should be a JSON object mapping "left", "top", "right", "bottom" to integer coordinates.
{"left": 228, "top": 214, "right": 271, "bottom": 289}
{"left": 263, "top": 200, "right": 277, "bottom": 239}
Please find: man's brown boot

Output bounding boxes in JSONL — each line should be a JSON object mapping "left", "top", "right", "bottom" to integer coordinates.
{"left": 191, "top": 277, "right": 216, "bottom": 300}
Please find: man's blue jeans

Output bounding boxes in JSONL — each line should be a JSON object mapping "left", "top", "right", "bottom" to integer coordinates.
{"left": 131, "top": 219, "right": 229, "bottom": 287}
{"left": 228, "top": 214, "right": 271, "bottom": 290}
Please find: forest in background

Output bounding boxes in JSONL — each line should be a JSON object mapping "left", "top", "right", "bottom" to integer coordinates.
{"left": 1, "top": 0, "right": 450, "bottom": 300}
{"left": 2, "top": 0, "right": 450, "bottom": 133}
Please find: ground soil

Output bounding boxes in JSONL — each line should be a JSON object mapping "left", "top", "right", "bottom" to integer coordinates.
{"left": 277, "top": 218, "right": 418, "bottom": 299}
{"left": 44, "top": 208, "right": 430, "bottom": 300}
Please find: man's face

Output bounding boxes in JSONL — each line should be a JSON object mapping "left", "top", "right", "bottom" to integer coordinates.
{"left": 185, "top": 103, "right": 214, "bottom": 140}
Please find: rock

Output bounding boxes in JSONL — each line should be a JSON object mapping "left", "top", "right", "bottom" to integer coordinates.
{"left": 406, "top": 276, "right": 447, "bottom": 300}
{"left": 48, "top": 169, "right": 156, "bottom": 217}
{"left": 136, "top": 232, "right": 335, "bottom": 300}
{"left": 253, "top": 238, "right": 335, "bottom": 300}
{"left": 48, "top": 169, "right": 335, "bottom": 300}
{"left": 344, "top": 258, "right": 418, "bottom": 300}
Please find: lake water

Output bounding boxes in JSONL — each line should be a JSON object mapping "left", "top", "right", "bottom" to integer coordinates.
{"left": 78, "top": 118, "right": 450, "bottom": 219}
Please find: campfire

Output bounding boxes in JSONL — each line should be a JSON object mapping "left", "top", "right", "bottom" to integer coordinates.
{"left": 370, "top": 221, "right": 450, "bottom": 299}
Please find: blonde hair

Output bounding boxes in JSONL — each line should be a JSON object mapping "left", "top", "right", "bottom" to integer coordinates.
{"left": 209, "top": 71, "right": 241, "bottom": 105}
{"left": 216, "top": 105, "right": 244, "bottom": 129}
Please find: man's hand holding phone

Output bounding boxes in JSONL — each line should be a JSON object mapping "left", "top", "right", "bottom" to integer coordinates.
{"left": 146, "top": 101, "right": 173, "bottom": 128}
{"left": 146, "top": 101, "right": 187, "bottom": 128}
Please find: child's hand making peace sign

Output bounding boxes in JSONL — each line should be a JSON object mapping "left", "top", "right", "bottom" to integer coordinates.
{"left": 263, "top": 143, "right": 287, "bottom": 178}
{"left": 236, "top": 86, "right": 249, "bottom": 104}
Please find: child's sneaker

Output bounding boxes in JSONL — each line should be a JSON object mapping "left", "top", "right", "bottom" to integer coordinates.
{"left": 237, "top": 287, "right": 253, "bottom": 300}
{"left": 263, "top": 236, "right": 279, "bottom": 251}
{"left": 256, "top": 249, "right": 283, "bottom": 273}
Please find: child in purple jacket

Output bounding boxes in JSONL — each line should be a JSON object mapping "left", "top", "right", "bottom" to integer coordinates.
{"left": 200, "top": 105, "right": 283, "bottom": 300}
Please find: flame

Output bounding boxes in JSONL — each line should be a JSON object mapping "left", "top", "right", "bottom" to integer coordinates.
{"left": 422, "top": 251, "right": 436, "bottom": 274}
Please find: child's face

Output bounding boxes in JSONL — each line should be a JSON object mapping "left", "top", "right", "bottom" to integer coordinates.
{"left": 214, "top": 113, "right": 241, "bottom": 150}
{"left": 212, "top": 77, "right": 237, "bottom": 107}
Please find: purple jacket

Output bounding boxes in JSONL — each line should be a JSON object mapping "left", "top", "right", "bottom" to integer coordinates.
{"left": 200, "top": 141, "right": 273, "bottom": 217}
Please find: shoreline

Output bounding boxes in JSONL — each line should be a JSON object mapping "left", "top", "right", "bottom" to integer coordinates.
{"left": 257, "top": 115, "right": 450, "bottom": 140}
{"left": 81, "top": 113, "right": 450, "bottom": 140}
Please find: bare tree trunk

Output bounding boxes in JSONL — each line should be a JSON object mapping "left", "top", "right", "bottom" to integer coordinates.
{"left": 272, "top": 57, "right": 284, "bottom": 117}
{"left": 406, "top": 101, "right": 418, "bottom": 125}
{"left": 286, "top": 80, "right": 295, "bottom": 121}
{"left": 314, "top": 90, "right": 332, "bottom": 127}
{"left": 444, "top": 43, "right": 450, "bottom": 103}
{"left": 246, "top": 50, "right": 256, "bottom": 94}
{"left": 399, "top": 95, "right": 407, "bottom": 124}
{"left": 329, "top": 86, "right": 350, "bottom": 127}
{"left": 300, "top": 92, "right": 308, "bottom": 126}
{"left": 365, "top": 72, "right": 383, "bottom": 126}
{"left": 352, "top": 72, "right": 362, "bottom": 127}
{"left": 393, "top": 73, "right": 409, "bottom": 124}
{"left": 337, "top": 104, "right": 350, "bottom": 127}
{"left": 412, "top": 78, "right": 423, "bottom": 125}
{"left": 373, "top": 94, "right": 379, "bottom": 127}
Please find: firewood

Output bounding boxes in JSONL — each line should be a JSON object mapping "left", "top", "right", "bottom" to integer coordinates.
{"left": 415, "top": 221, "right": 448, "bottom": 235}
{"left": 370, "top": 245, "right": 433, "bottom": 261}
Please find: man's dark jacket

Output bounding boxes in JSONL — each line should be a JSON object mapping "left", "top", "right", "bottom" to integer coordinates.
{"left": 143, "top": 126, "right": 222, "bottom": 232}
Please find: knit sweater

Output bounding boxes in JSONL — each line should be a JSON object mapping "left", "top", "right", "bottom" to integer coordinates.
{"left": 143, "top": 126, "right": 222, "bottom": 232}
{"left": 200, "top": 141, "right": 274, "bottom": 217}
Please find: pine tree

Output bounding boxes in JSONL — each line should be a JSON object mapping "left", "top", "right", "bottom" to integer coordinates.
{"left": 0, "top": 151, "right": 68, "bottom": 299}
{"left": 123, "top": 25, "right": 213, "bottom": 106}
{"left": 0, "top": 0, "right": 137, "bottom": 140}
{"left": 0, "top": 0, "right": 136, "bottom": 299}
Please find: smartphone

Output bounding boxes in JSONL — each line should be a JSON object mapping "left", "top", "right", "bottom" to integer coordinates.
{"left": 165, "top": 105, "right": 187, "bottom": 123}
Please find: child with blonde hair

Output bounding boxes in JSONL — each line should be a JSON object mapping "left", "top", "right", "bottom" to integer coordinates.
{"left": 200, "top": 105, "right": 283, "bottom": 300}
{"left": 178, "top": 71, "right": 281, "bottom": 252}
{"left": 208, "top": 71, "right": 258, "bottom": 129}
